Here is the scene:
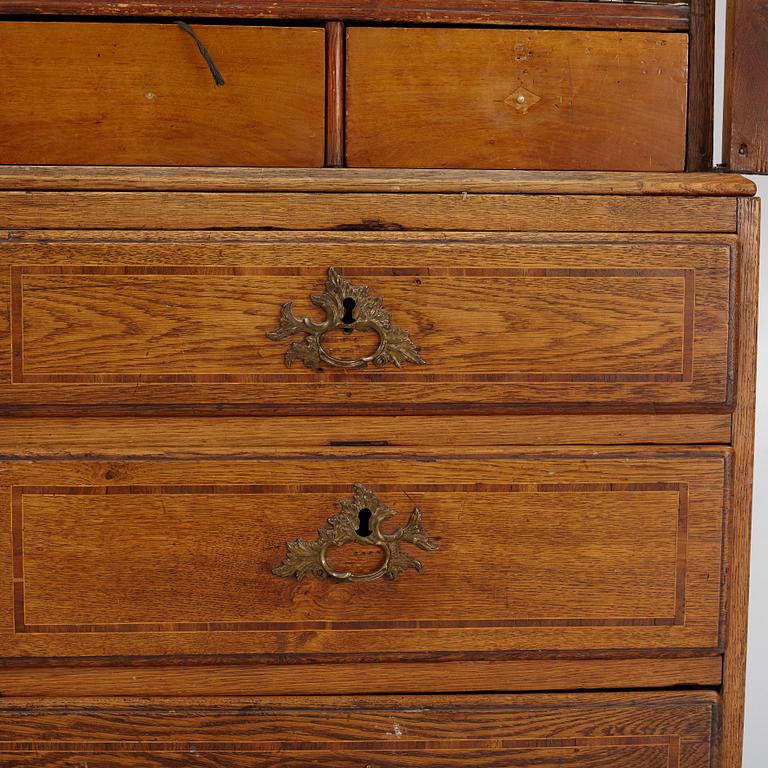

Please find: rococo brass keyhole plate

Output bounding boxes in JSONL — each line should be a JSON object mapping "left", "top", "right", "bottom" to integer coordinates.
{"left": 266, "top": 267, "right": 426, "bottom": 370}
{"left": 272, "top": 484, "right": 439, "bottom": 582}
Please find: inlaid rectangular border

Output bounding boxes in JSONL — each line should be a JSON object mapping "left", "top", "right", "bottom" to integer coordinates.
{"left": 11, "top": 482, "right": 688, "bottom": 634}
{"left": 9, "top": 265, "right": 695, "bottom": 385}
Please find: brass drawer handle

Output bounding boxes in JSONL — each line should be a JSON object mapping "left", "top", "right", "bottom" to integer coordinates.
{"left": 272, "top": 484, "right": 438, "bottom": 582}
{"left": 266, "top": 267, "right": 426, "bottom": 370}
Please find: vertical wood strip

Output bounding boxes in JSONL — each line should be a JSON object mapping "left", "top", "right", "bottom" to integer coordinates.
{"left": 325, "top": 21, "right": 345, "bottom": 168}
{"left": 10, "top": 488, "right": 26, "bottom": 633}
{"left": 723, "top": 0, "right": 768, "bottom": 172}
{"left": 9, "top": 266, "right": 23, "bottom": 384}
{"left": 721, "top": 197, "right": 760, "bottom": 767}
{"left": 686, "top": 0, "right": 715, "bottom": 170}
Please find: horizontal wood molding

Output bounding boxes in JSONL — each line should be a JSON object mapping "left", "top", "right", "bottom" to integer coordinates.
{"left": 0, "top": 192, "right": 739, "bottom": 232}
{"left": 0, "top": 658, "right": 722, "bottom": 697}
{"left": 0, "top": 1, "right": 691, "bottom": 30}
{"left": 0, "top": 415, "right": 733, "bottom": 456}
{"left": 0, "top": 167, "right": 755, "bottom": 196}
{"left": 0, "top": 692, "right": 719, "bottom": 768}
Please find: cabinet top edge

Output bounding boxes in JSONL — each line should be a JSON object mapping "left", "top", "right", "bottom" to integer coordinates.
{"left": 0, "top": 167, "right": 756, "bottom": 197}
{"left": 0, "top": 1, "right": 690, "bottom": 32}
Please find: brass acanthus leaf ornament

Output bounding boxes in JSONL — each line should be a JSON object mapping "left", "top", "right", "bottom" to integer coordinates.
{"left": 266, "top": 267, "right": 426, "bottom": 370}
{"left": 272, "top": 484, "right": 439, "bottom": 583}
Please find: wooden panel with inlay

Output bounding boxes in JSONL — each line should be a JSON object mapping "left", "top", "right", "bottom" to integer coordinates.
{"left": 346, "top": 28, "right": 688, "bottom": 171}
{"left": 0, "top": 22, "right": 326, "bottom": 167}
{"left": 0, "top": 448, "right": 726, "bottom": 659}
{"left": 0, "top": 692, "right": 719, "bottom": 768}
{"left": 0, "top": 233, "right": 733, "bottom": 412}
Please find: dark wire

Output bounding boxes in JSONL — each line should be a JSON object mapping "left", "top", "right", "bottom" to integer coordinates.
{"left": 175, "top": 20, "right": 225, "bottom": 87}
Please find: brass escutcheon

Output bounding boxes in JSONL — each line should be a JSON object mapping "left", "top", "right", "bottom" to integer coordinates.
{"left": 266, "top": 267, "right": 426, "bottom": 370}
{"left": 272, "top": 484, "right": 438, "bottom": 582}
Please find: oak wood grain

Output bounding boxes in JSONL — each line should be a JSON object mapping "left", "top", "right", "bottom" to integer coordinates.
{"left": 0, "top": 0, "right": 691, "bottom": 29}
{"left": 346, "top": 28, "right": 688, "bottom": 171}
{"left": 0, "top": 692, "right": 718, "bottom": 768}
{"left": 720, "top": 197, "right": 760, "bottom": 768}
{"left": 0, "top": 448, "right": 726, "bottom": 659}
{"left": 0, "top": 167, "right": 755, "bottom": 196}
{"left": 0, "top": 415, "right": 732, "bottom": 456}
{"left": 0, "top": 657, "right": 723, "bottom": 697}
{"left": 0, "top": 22, "right": 326, "bottom": 167}
{"left": 0, "top": 192, "right": 738, "bottom": 231}
{"left": 0, "top": 235, "right": 733, "bottom": 411}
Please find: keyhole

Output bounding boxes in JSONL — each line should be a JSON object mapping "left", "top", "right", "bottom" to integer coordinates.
{"left": 356, "top": 507, "right": 373, "bottom": 538}
{"left": 342, "top": 297, "right": 356, "bottom": 333}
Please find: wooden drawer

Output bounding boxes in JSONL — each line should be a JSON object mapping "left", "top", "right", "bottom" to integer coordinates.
{"left": 0, "top": 231, "right": 733, "bottom": 413}
{"left": 0, "top": 22, "right": 326, "bottom": 166}
{"left": 346, "top": 28, "right": 688, "bottom": 170}
{"left": 0, "top": 692, "right": 719, "bottom": 767}
{"left": 0, "top": 448, "right": 725, "bottom": 660}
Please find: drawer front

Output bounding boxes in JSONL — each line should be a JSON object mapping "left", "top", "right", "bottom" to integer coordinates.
{"left": 346, "top": 28, "right": 688, "bottom": 171}
{"left": 0, "top": 692, "right": 719, "bottom": 768}
{"left": 0, "top": 233, "right": 733, "bottom": 412}
{"left": 0, "top": 22, "right": 325, "bottom": 166}
{"left": 0, "top": 449, "right": 725, "bottom": 659}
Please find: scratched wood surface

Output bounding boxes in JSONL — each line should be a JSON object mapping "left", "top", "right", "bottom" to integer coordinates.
{"left": 723, "top": 0, "right": 768, "bottom": 173}
{"left": 0, "top": 658, "right": 723, "bottom": 697}
{"left": 0, "top": 692, "right": 718, "bottom": 768}
{"left": 346, "top": 28, "right": 688, "bottom": 171}
{"left": 0, "top": 448, "right": 726, "bottom": 659}
{"left": 0, "top": 1, "right": 692, "bottom": 29}
{"left": 0, "top": 233, "right": 733, "bottom": 411}
{"left": 0, "top": 167, "right": 754, "bottom": 195}
{"left": 0, "top": 23, "right": 326, "bottom": 167}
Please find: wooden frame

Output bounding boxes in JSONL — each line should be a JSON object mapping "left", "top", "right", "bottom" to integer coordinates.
{"left": 0, "top": 0, "right": 715, "bottom": 170}
{"left": 720, "top": 197, "right": 760, "bottom": 768}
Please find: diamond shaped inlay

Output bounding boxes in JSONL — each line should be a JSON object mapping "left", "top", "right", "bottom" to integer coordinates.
{"left": 504, "top": 86, "right": 541, "bottom": 113}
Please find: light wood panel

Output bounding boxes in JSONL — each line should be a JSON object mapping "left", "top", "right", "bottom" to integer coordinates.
{"left": 0, "top": 658, "right": 722, "bottom": 697}
{"left": 0, "top": 692, "right": 718, "bottom": 768}
{"left": 0, "top": 235, "right": 733, "bottom": 411}
{"left": 0, "top": 448, "right": 726, "bottom": 659}
{"left": 0, "top": 167, "right": 755, "bottom": 195}
{"left": 0, "top": 23, "right": 326, "bottom": 167}
{"left": 347, "top": 28, "right": 688, "bottom": 171}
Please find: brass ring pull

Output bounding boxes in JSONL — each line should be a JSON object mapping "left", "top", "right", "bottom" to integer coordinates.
{"left": 319, "top": 540, "right": 392, "bottom": 582}
{"left": 266, "top": 267, "right": 426, "bottom": 370}
{"left": 272, "top": 484, "right": 438, "bottom": 582}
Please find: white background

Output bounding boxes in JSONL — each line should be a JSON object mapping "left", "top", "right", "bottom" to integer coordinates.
{"left": 713, "top": 1, "right": 767, "bottom": 764}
